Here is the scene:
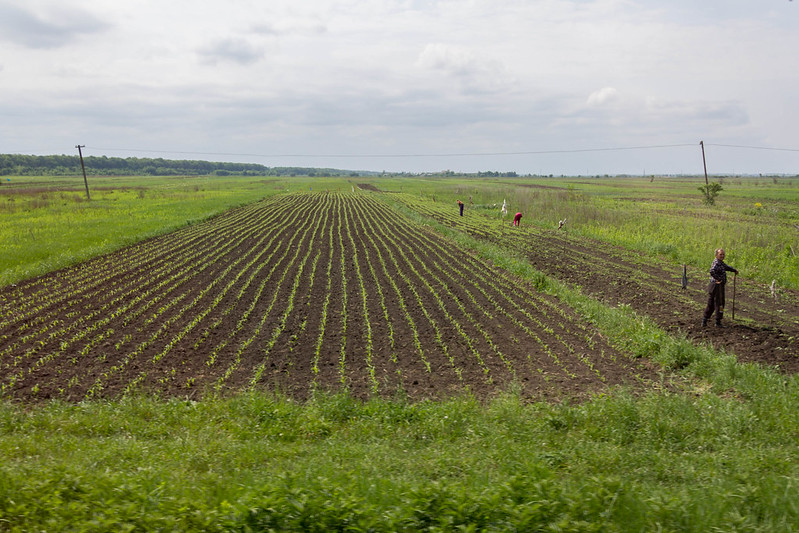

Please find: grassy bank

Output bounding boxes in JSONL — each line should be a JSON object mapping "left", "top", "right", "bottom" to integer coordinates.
{"left": 2, "top": 377, "right": 798, "bottom": 531}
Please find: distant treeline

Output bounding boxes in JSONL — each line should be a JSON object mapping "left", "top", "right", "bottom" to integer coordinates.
{"left": 0, "top": 154, "right": 376, "bottom": 177}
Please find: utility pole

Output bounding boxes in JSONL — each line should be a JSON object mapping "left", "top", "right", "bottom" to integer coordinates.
{"left": 76, "top": 144, "right": 90, "bottom": 200}
{"left": 699, "top": 140, "right": 709, "bottom": 186}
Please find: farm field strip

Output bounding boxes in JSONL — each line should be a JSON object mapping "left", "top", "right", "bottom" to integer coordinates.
{"left": 211, "top": 195, "right": 327, "bottom": 392}
{"left": 365, "top": 196, "right": 517, "bottom": 387}
{"left": 341, "top": 199, "right": 378, "bottom": 392}
{"left": 310, "top": 201, "right": 337, "bottom": 377}
{"left": 334, "top": 198, "right": 351, "bottom": 385}
{"left": 390, "top": 192, "right": 799, "bottom": 371}
{"left": 0, "top": 201, "right": 285, "bottom": 381}
{"left": 0, "top": 200, "right": 268, "bottom": 334}
{"left": 352, "top": 201, "right": 431, "bottom": 378}
{"left": 361, "top": 200, "right": 483, "bottom": 381}
{"left": 369, "top": 198, "right": 644, "bottom": 385}
{"left": 0, "top": 192, "right": 660, "bottom": 402}
{"left": 0, "top": 199, "right": 264, "bottom": 321}
{"left": 368, "top": 204, "right": 523, "bottom": 381}
{"left": 92, "top": 196, "right": 321, "bottom": 397}
{"left": 2, "top": 198, "right": 302, "bottom": 396}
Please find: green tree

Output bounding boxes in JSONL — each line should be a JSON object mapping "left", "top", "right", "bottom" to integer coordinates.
{"left": 698, "top": 182, "right": 723, "bottom": 205}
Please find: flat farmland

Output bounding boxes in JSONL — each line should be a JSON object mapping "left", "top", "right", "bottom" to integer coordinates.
{"left": 0, "top": 192, "right": 658, "bottom": 402}
{"left": 3, "top": 180, "right": 799, "bottom": 532}
{"left": 391, "top": 191, "right": 799, "bottom": 373}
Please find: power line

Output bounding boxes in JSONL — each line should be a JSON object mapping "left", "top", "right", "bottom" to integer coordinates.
{"left": 7, "top": 141, "right": 799, "bottom": 160}
{"left": 705, "top": 143, "right": 799, "bottom": 153}
{"left": 84, "top": 143, "right": 697, "bottom": 160}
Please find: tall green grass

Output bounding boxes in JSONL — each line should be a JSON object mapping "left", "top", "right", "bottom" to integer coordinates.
{"left": 2, "top": 380, "right": 798, "bottom": 531}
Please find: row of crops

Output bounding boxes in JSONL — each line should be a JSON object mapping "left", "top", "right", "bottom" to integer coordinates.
{"left": 0, "top": 192, "right": 659, "bottom": 402}
{"left": 391, "top": 192, "right": 705, "bottom": 310}
{"left": 388, "top": 192, "right": 799, "bottom": 370}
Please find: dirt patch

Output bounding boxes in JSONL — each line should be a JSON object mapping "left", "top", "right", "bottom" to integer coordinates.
{"left": 499, "top": 182, "right": 569, "bottom": 191}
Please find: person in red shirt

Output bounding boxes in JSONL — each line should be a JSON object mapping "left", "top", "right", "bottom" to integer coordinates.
{"left": 457, "top": 200, "right": 464, "bottom": 216}
{"left": 512, "top": 212, "right": 522, "bottom": 227}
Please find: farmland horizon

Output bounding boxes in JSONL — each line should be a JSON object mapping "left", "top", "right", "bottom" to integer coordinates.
{"left": 1, "top": 174, "right": 798, "bottom": 530}
{"left": 3, "top": 172, "right": 798, "bottom": 398}
{"left": 3, "top": 151, "right": 799, "bottom": 180}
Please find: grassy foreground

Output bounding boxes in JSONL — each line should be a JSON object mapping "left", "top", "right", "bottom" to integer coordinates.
{"left": 1, "top": 175, "right": 798, "bottom": 531}
{"left": 2, "top": 378, "right": 798, "bottom": 531}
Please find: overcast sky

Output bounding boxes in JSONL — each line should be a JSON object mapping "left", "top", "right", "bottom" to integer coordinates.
{"left": 1, "top": 0, "right": 797, "bottom": 175}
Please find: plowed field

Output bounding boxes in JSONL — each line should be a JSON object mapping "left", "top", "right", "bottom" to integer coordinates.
{"left": 0, "top": 193, "right": 660, "bottom": 402}
{"left": 393, "top": 193, "right": 799, "bottom": 372}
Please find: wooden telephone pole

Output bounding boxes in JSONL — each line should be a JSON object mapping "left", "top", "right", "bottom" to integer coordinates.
{"left": 76, "top": 144, "right": 90, "bottom": 200}
{"left": 699, "top": 140, "right": 709, "bottom": 186}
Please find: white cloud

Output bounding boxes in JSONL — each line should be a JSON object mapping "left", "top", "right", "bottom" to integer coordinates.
{"left": 587, "top": 87, "right": 619, "bottom": 107}
{"left": 418, "top": 44, "right": 486, "bottom": 77}
{"left": 251, "top": 20, "right": 327, "bottom": 36}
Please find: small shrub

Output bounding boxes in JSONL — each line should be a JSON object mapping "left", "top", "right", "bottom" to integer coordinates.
{"left": 698, "top": 182, "right": 723, "bottom": 205}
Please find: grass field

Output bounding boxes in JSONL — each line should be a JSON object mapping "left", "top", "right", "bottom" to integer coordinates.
{"left": 0, "top": 175, "right": 314, "bottom": 287}
{"left": 374, "top": 175, "right": 799, "bottom": 289}
{"left": 3, "top": 174, "right": 797, "bottom": 289}
{"left": 1, "top": 174, "right": 798, "bottom": 531}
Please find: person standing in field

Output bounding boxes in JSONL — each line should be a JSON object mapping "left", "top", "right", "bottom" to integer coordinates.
{"left": 702, "top": 248, "right": 738, "bottom": 328}
{"left": 457, "top": 199, "right": 464, "bottom": 216}
{"left": 512, "top": 212, "right": 522, "bottom": 227}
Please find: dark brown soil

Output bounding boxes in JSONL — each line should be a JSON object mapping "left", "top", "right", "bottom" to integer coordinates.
{"left": 404, "top": 197, "right": 799, "bottom": 373}
{"left": 0, "top": 193, "right": 663, "bottom": 404}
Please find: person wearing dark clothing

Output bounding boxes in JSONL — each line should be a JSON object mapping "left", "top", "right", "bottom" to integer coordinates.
{"left": 702, "top": 248, "right": 738, "bottom": 327}
{"left": 457, "top": 200, "right": 464, "bottom": 216}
